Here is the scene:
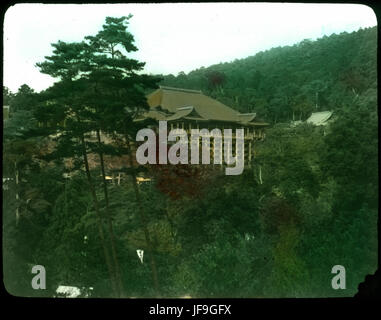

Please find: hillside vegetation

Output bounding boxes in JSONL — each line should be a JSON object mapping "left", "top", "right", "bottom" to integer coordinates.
{"left": 3, "top": 23, "right": 378, "bottom": 298}
{"left": 160, "top": 27, "right": 377, "bottom": 123}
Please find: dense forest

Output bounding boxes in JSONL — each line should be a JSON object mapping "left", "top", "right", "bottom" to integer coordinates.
{"left": 160, "top": 27, "right": 377, "bottom": 124}
{"left": 3, "top": 20, "right": 378, "bottom": 298}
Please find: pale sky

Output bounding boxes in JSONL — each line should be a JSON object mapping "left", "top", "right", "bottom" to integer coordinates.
{"left": 3, "top": 3, "right": 377, "bottom": 93}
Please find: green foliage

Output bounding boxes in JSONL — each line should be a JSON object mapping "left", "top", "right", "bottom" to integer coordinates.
{"left": 254, "top": 123, "right": 323, "bottom": 206}
{"left": 320, "top": 101, "right": 378, "bottom": 211}
{"left": 3, "top": 23, "right": 377, "bottom": 298}
{"left": 6, "top": 84, "right": 38, "bottom": 113}
{"left": 268, "top": 225, "right": 309, "bottom": 297}
{"left": 171, "top": 234, "right": 260, "bottom": 297}
{"left": 160, "top": 27, "right": 377, "bottom": 122}
{"left": 3, "top": 86, "right": 14, "bottom": 105}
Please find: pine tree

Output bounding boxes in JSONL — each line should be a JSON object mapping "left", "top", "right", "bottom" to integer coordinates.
{"left": 36, "top": 15, "right": 161, "bottom": 296}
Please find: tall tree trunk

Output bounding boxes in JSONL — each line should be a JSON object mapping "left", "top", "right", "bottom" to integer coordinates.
{"left": 124, "top": 132, "right": 160, "bottom": 296}
{"left": 315, "top": 92, "right": 318, "bottom": 110}
{"left": 69, "top": 85, "right": 120, "bottom": 296}
{"left": 165, "top": 205, "right": 178, "bottom": 244}
{"left": 96, "top": 128, "right": 125, "bottom": 296}
{"left": 15, "top": 161, "right": 19, "bottom": 226}
{"left": 259, "top": 165, "right": 263, "bottom": 185}
{"left": 79, "top": 132, "right": 120, "bottom": 297}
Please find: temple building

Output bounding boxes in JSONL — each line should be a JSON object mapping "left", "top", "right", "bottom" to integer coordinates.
{"left": 36, "top": 86, "right": 269, "bottom": 181}
{"left": 135, "top": 86, "right": 268, "bottom": 166}
{"left": 3, "top": 105, "right": 10, "bottom": 120}
{"left": 306, "top": 111, "right": 333, "bottom": 126}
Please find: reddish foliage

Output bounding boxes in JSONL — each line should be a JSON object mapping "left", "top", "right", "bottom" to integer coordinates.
{"left": 150, "top": 163, "right": 219, "bottom": 200}
{"left": 206, "top": 71, "right": 226, "bottom": 89}
{"left": 260, "top": 197, "right": 300, "bottom": 234}
{"left": 145, "top": 135, "right": 219, "bottom": 199}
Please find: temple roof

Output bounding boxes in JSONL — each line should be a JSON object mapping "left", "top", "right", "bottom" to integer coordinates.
{"left": 306, "top": 111, "right": 333, "bottom": 126}
{"left": 136, "top": 86, "right": 268, "bottom": 127}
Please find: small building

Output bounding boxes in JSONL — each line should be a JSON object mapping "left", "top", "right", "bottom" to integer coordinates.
{"left": 55, "top": 285, "right": 93, "bottom": 298}
{"left": 55, "top": 285, "right": 81, "bottom": 298}
{"left": 3, "top": 105, "right": 10, "bottom": 120}
{"left": 306, "top": 111, "right": 333, "bottom": 126}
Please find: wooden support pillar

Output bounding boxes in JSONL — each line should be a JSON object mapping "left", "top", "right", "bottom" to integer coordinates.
{"left": 259, "top": 165, "right": 263, "bottom": 184}
{"left": 15, "top": 163, "right": 19, "bottom": 226}
{"left": 211, "top": 137, "right": 215, "bottom": 165}
{"left": 249, "top": 141, "right": 252, "bottom": 166}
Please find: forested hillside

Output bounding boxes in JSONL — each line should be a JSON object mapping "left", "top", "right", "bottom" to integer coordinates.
{"left": 160, "top": 27, "right": 377, "bottom": 123}
{"left": 3, "top": 21, "right": 378, "bottom": 298}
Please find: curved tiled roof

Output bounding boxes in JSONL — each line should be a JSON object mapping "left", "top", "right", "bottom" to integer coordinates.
{"left": 306, "top": 111, "right": 333, "bottom": 126}
{"left": 238, "top": 113, "right": 257, "bottom": 123}
{"left": 143, "top": 86, "right": 267, "bottom": 126}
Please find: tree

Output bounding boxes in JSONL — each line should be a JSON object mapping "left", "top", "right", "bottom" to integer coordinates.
{"left": 10, "top": 84, "right": 38, "bottom": 112}
{"left": 205, "top": 70, "right": 226, "bottom": 93}
{"left": 3, "top": 88, "right": 58, "bottom": 296}
{"left": 36, "top": 15, "right": 161, "bottom": 297}
{"left": 3, "top": 86, "right": 14, "bottom": 105}
{"left": 320, "top": 101, "right": 378, "bottom": 211}
{"left": 83, "top": 15, "right": 162, "bottom": 295}
{"left": 37, "top": 38, "right": 124, "bottom": 297}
